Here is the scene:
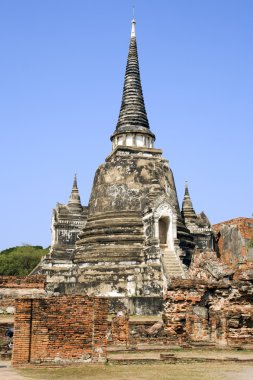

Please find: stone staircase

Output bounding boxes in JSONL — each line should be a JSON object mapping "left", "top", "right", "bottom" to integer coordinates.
{"left": 160, "top": 245, "right": 185, "bottom": 278}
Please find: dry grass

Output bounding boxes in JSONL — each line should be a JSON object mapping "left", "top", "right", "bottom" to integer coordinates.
{"left": 18, "top": 363, "right": 253, "bottom": 380}
{"left": 108, "top": 348, "right": 253, "bottom": 360}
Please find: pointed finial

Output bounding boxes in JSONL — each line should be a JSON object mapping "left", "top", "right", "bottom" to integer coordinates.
{"left": 182, "top": 181, "right": 197, "bottom": 220}
{"left": 73, "top": 173, "right": 78, "bottom": 189}
{"left": 131, "top": 17, "right": 136, "bottom": 38}
{"left": 68, "top": 174, "right": 82, "bottom": 211}
{"left": 185, "top": 180, "right": 189, "bottom": 195}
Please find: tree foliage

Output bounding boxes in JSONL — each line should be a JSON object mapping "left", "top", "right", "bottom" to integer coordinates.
{"left": 0, "top": 245, "right": 49, "bottom": 276}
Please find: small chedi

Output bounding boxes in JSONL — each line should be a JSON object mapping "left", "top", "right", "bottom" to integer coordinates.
{"left": 6, "top": 18, "right": 253, "bottom": 366}
{"left": 37, "top": 175, "right": 88, "bottom": 268}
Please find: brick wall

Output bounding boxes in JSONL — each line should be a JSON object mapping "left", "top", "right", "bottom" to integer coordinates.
{"left": 0, "top": 275, "right": 46, "bottom": 315}
{"left": 12, "top": 295, "right": 108, "bottom": 366}
{"left": 0, "top": 275, "right": 45, "bottom": 289}
{"left": 110, "top": 314, "right": 129, "bottom": 345}
{"left": 163, "top": 279, "right": 253, "bottom": 347}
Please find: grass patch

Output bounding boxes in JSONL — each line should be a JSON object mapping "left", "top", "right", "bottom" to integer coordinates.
{"left": 18, "top": 363, "right": 253, "bottom": 380}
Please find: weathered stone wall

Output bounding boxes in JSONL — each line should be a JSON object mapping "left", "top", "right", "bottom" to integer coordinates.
{"left": 214, "top": 218, "right": 253, "bottom": 265}
{"left": 189, "top": 250, "right": 233, "bottom": 281}
{"left": 163, "top": 278, "right": 253, "bottom": 347}
{"left": 0, "top": 276, "right": 46, "bottom": 314}
{"left": 108, "top": 316, "right": 170, "bottom": 346}
{"left": 108, "top": 296, "right": 164, "bottom": 315}
{"left": 12, "top": 295, "right": 108, "bottom": 366}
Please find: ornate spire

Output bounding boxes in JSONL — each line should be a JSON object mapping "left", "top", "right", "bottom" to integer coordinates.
{"left": 68, "top": 174, "right": 82, "bottom": 211}
{"left": 181, "top": 181, "right": 197, "bottom": 220}
{"left": 111, "top": 18, "right": 155, "bottom": 141}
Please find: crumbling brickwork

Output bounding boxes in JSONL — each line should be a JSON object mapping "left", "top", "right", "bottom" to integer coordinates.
{"left": 189, "top": 250, "right": 233, "bottom": 281}
{"left": 12, "top": 295, "right": 108, "bottom": 366}
{"left": 110, "top": 313, "right": 129, "bottom": 345}
{"left": 163, "top": 278, "right": 253, "bottom": 347}
{"left": 0, "top": 275, "right": 46, "bottom": 314}
{"left": 214, "top": 218, "right": 253, "bottom": 265}
{"left": 0, "top": 276, "right": 45, "bottom": 289}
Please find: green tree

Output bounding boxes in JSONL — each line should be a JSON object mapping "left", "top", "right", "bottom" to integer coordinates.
{"left": 0, "top": 245, "right": 49, "bottom": 276}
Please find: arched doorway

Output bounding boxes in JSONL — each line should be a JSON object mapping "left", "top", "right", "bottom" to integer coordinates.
{"left": 159, "top": 216, "right": 169, "bottom": 245}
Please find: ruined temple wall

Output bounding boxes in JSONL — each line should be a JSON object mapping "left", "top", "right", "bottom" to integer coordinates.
{"left": 108, "top": 314, "right": 168, "bottom": 346}
{"left": 45, "top": 270, "right": 164, "bottom": 314}
{"left": 0, "top": 276, "right": 46, "bottom": 314}
{"left": 214, "top": 218, "right": 253, "bottom": 265}
{"left": 0, "top": 276, "right": 45, "bottom": 289}
{"left": 163, "top": 279, "right": 253, "bottom": 347}
{"left": 110, "top": 314, "right": 129, "bottom": 345}
{"left": 12, "top": 295, "right": 108, "bottom": 366}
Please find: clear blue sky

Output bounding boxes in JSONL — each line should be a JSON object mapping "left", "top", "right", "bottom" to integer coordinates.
{"left": 0, "top": 0, "right": 252, "bottom": 250}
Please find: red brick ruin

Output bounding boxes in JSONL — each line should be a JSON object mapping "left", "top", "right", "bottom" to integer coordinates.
{"left": 12, "top": 296, "right": 108, "bottom": 365}
{"left": 0, "top": 275, "right": 46, "bottom": 315}
{"left": 163, "top": 277, "right": 253, "bottom": 347}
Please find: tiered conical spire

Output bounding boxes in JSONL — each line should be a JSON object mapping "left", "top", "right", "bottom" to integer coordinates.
{"left": 111, "top": 19, "right": 155, "bottom": 140}
{"left": 68, "top": 174, "right": 82, "bottom": 211}
{"left": 181, "top": 182, "right": 197, "bottom": 220}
